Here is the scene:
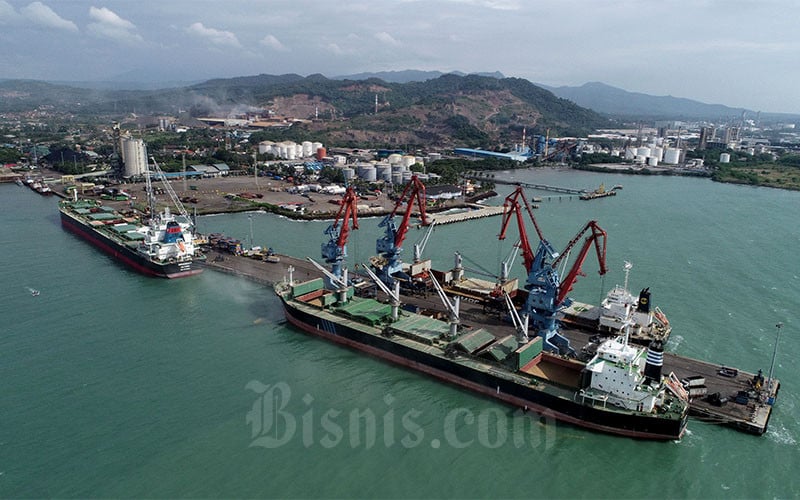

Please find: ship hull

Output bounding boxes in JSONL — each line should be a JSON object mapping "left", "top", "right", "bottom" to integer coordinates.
{"left": 60, "top": 209, "right": 202, "bottom": 279}
{"left": 278, "top": 291, "right": 687, "bottom": 441}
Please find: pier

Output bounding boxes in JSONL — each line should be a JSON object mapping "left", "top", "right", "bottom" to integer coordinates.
{"left": 428, "top": 204, "right": 506, "bottom": 225}
{"left": 492, "top": 178, "right": 587, "bottom": 195}
{"left": 203, "top": 251, "right": 779, "bottom": 437}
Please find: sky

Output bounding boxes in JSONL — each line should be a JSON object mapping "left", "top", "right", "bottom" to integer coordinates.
{"left": 1, "top": 0, "right": 798, "bottom": 114}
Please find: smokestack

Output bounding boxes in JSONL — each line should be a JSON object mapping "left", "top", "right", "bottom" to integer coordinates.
{"left": 644, "top": 340, "right": 664, "bottom": 383}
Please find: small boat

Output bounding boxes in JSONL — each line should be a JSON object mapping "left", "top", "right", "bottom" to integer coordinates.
{"left": 29, "top": 288, "right": 40, "bottom": 296}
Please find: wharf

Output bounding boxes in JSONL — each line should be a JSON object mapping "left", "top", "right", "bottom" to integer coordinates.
{"left": 427, "top": 205, "right": 506, "bottom": 225}
{"left": 493, "top": 178, "right": 587, "bottom": 195}
{"left": 203, "top": 252, "right": 779, "bottom": 437}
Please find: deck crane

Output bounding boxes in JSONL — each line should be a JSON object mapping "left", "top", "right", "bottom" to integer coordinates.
{"left": 321, "top": 186, "right": 359, "bottom": 283}
{"left": 374, "top": 175, "right": 430, "bottom": 287}
{"left": 497, "top": 186, "right": 608, "bottom": 356}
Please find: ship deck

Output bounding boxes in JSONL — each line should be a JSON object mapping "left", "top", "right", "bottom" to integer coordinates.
{"left": 203, "top": 251, "right": 780, "bottom": 436}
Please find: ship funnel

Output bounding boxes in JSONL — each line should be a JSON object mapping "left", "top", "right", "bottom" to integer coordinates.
{"left": 644, "top": 340, "right": 664, "bottom": 383}
{"left": 637, "top": 287, "right": 651, "bottom": 313}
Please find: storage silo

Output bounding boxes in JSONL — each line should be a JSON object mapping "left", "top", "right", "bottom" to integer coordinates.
{"left": 388, "top": 153, "right": 403, "bottom": 165}
{"left": 377, "top": 164, "right": 392, "bottom": 182}
{"left": 342, "top": 167, "right": 356, "bottom": 181}
{"left": 647, "top": 156, "right": 659, "bottom": 167}
{"left": 652, "top": 147, "right": 663, "bottom": 162}
{"left": 391, "top": 172, "right": 403, "bottom": 185}
{"left": 402, "top": 171, "right": 413, "bottom": 182}
{"left": 122, "top": 137, "right": 147, "bottom": 178}
{"left": 302, "top": 141, "right": 313, "bottom": 157}
{"left": 637, "top": 147, "right": 651, "bottom": 158}
{"left": 316, "top": 147, "right": 327, "bottom": 160}
{"left": 312, "top": 142, "right": 323, "bottom": 153}
{"left": 624, "top": 147, "right": 636, "bottom": 160}
{"left": 358, "top": 164, "right": 377, "bottom": 182}
{"left": 663, "top": 148, "right": 681, "bottom": 165}
{"left": 258, "top": 140, "right": 275, "bottom": 155}
{"left": 402, "top": 155, "right": 416, "bottom": 168}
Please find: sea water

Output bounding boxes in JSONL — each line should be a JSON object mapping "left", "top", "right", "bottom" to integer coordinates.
{"left": 1, "top": 169, "right": 798, "bottom": 498}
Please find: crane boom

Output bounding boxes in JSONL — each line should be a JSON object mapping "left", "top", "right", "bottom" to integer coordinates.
{"left": 498, "top": 185, "right": 544, "bottom": 273}
{"left": 321, "top": 186, "right": 359, "bottom": 279}
{"left": 390, "top": 174, "right": 429, "bottom": 249}
{"left": 553, "top": 220, "right": 608, "bottom": 306}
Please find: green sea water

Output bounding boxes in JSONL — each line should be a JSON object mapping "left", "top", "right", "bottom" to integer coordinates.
{"left": 1, "top": 169, "right": 798, "bottom": 498}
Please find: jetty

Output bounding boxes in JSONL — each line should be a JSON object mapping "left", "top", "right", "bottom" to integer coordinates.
{"left": 492, "top": 178, "right": 587, "bottom": 195}
{"left": 202, "top": 251, "right": 779, "bottom": 437}
{"left": 428, "top": 205, "right": 506, "bottom": 225}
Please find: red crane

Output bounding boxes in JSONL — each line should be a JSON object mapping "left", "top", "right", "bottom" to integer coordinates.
{"left": 498, "top": 185, "right": 544, "bottom": 274}
{"left": 388, "top": 175, "right": 429, "bottom": 250}
{"left": 552, "top": 220, "right": 608, "bottom": 306}
{"left": 322, "top": 186, "right": 359, "bottom": 276}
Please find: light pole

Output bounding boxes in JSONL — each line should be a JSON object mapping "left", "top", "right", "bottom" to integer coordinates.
{"left": 766, "top": 322, "right": 783, "bottom": 397}
{"left": 248, "top": 214, "right": 254, "bottom": 249}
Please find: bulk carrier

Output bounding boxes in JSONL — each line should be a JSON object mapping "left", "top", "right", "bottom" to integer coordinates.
{"left": 274, "top": 180, "right": 689, "bottom": 440}
{"left": 59, "top": 156, "right": 204, "bottom": 278}
{"left": 275, "top": 274, "right": 689, "bottom": 440}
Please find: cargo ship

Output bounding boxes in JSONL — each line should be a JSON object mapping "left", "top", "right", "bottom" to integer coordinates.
{"left": 59, "top": 198, "right": 204, "bottom": 278}
{"left": 275, "top": 276, "right": 690, "bottom": 440}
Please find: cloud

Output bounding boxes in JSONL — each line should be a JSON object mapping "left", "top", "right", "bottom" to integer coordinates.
{"left": 374, "top": 32, "right": 400, "bottom": 47}
{"left": 260, "top": 34, "right": 287, "bottom": 51}
{"left": 87, "top": 7, "right": 143, "bottom": 44}
{"left": 0, "top": 1, "right": 21, "bottom": 24}
{"left": 20, "top": 1, "right": 78, "bottom": 32}
{"left": 187, "top": 22, "right": 241, "bottom": 48}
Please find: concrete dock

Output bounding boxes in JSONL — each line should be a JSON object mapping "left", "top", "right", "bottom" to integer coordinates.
{"left": 203, "top": 251, "right": 779, "bottom": 436}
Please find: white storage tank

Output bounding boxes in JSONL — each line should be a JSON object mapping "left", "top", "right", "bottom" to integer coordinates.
{"left": 377, "top": 164, "right": 392, "bottom": 182}
{"left": 402, "top": 155, "right": 416, "bottom": 168}
{"left": 358, "top": 164, "right": 377, "bottom": 182}
{"left": 312, "top": 142, "right": 323, "bottom": 153}
{"left": 302, "top": 141, "right": 313, "bottom": 157}
{"left": 342, "top": 167, "right": 356, "bottom": 180}
{"left": 720, "top": 153, "right": 731, "bottom": 163}
{"left": 637, "top": 147, "right": 651, "bottom": 158}
{"left": 634, "top": 155, "right": 647, "bottom": 164}
{"left": 402, "top": 171, "right": 413, "bottom": 182}
{"left": 647, "top": 156, "right": 659, "bottom": 167}
{"left": 663, "top": 148, "right": 681, "bottom": 165}
{"left": 624, "top": 147, "right": 636, "bottom": 160}
{"left": 121, "top": 137, "right": 147, "bottom": 178}
{"left": 652, "top": 147, "right": 663, "bottom": 161}
{"left": 258, "top": 140, "right": 275, "bottom": 155}
{"left": 388, "top": 153, "right": 403, "bottom": 165}
{"left": 391, "top": 164, "right": 405, "bottom": 175}
{"left": 391, "top": 172, "right": 403, "bottom": 185}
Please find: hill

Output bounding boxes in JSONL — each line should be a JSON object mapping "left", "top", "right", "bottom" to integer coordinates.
{"left": 0, "top": 74, "right": 609, "bottom": 149}
{"left": 540, "top": 81, "right": 752, "bottom": 120}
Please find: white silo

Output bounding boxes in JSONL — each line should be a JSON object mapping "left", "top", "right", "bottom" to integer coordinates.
{"left": 258, "top": 141, "right": 274, "bottom": 155}
{"left": 302, "top": 141, "right": 313, "bottom": 157}
{"left": 358, "top": 164, "right": 377, "bottom": 182}
{"left": 342, "top": 167, "right": 356, "bottom": 181}
{"left": 391, "top": 164, "right": 405, "bottom": 176}
{"left": 402, "top": 171, "right": 413, "bottom": 182}
{"left": 664, "top": 148, "right": 681, "bottom": 165}
{"left": 391, "top": 172, "right": 403, "bottom": 185}
{"left": 122, "top": 137, "right": 147, "bottom": 178}
{"left": 312, "top": 142, "right": 323, "bottom": 153}
{"left": 652, "top": 147, "right": 663, "bottom": 162}
{"left": 377, "top": 164, "right": 392, "bottom": 182}
{"left": 624, "top": 147, "right": 636, "bottom": 160}
{"left": 647, "top": 156, "right": 659, "bottom": 167}
{"left": 720, "top": 153, "right": 730, "bottom": 163}
{"left": 388, "top": 153, "right": 403, "bottom": 165}
{"left": 402, "top": 155, "right": 416, "bottom": 168}
{"left": 637, "top": 147, "right": 651, "bottom": 158}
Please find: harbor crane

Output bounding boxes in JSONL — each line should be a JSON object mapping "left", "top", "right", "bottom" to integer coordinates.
{"left": 321, "top": 186, "right": 359, "bottom": 283}
{"left": 374, "top": 175, "right": 430, "bottom": 288}
{"left": 498, "top": 185, "right": 608, "bottom": 356}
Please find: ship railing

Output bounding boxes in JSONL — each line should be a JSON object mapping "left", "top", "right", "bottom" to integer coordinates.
{"left": 578, "top": 389, "right": 609, "bottom": 408}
